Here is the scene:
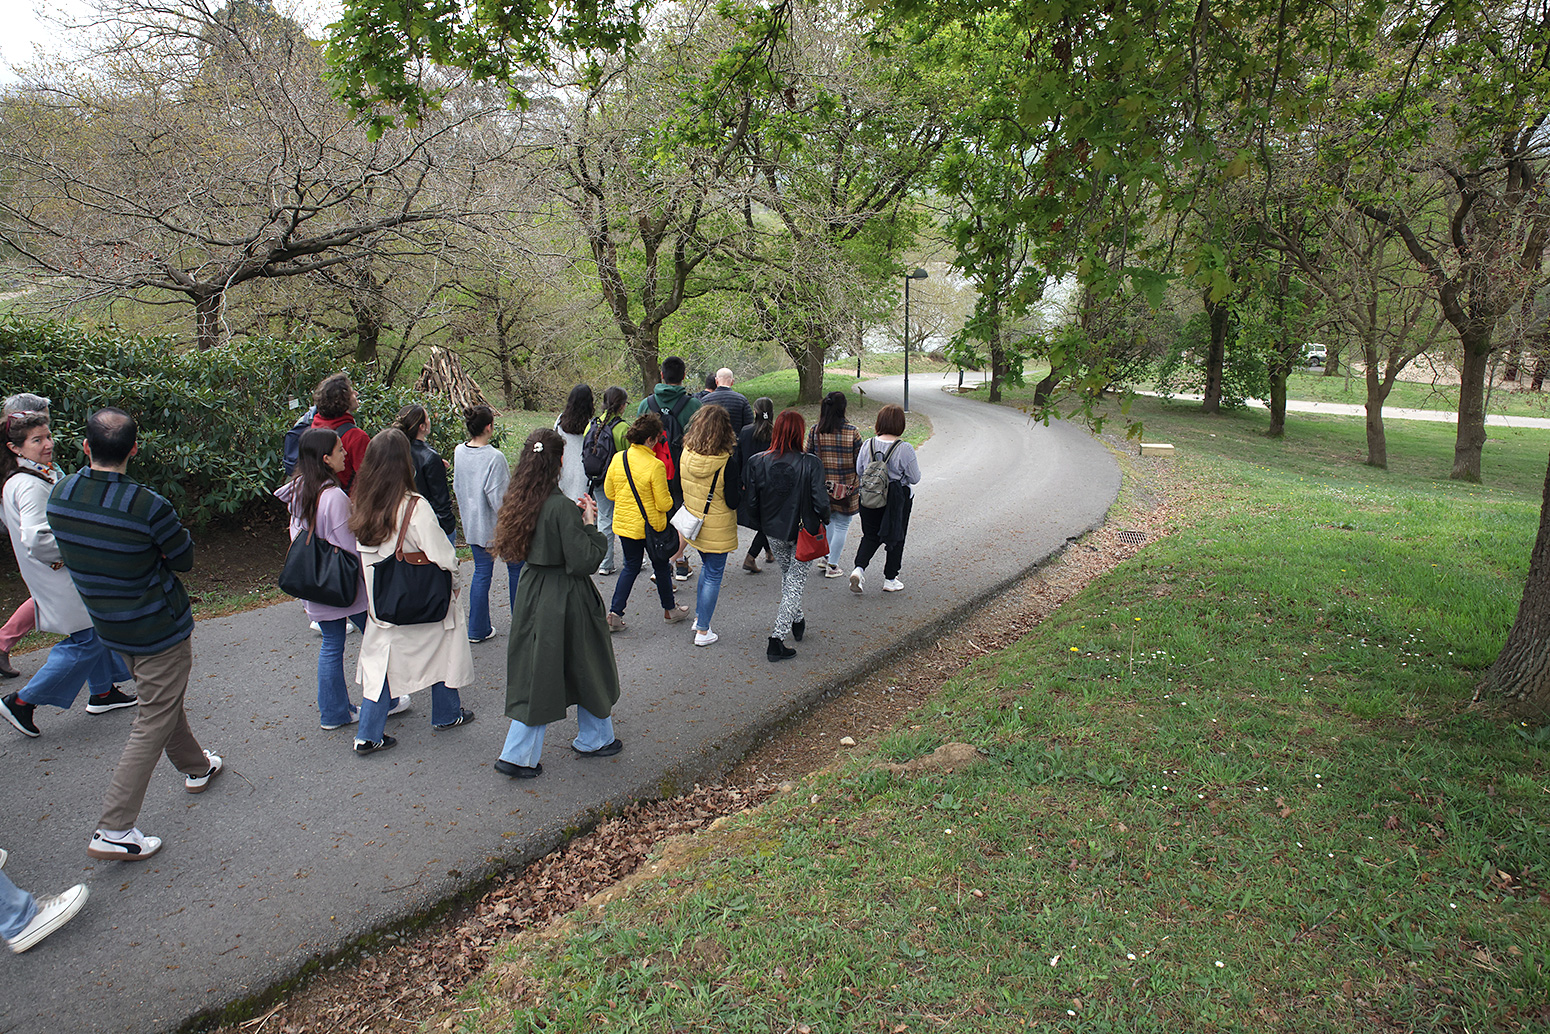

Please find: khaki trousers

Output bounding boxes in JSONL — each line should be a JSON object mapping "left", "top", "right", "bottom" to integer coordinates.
{"left": 98, "top": 637, "right": 208, "bottom": 831}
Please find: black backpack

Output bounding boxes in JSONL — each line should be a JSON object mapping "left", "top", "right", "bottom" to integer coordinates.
{"left": 645, "top": 394, "right": 691, "bottom": 457}
{"left": 283, "top": 408, "right": 354, "bottom": 476}
{"left": 581, "top": 415, "right": 622, "bottom": 484}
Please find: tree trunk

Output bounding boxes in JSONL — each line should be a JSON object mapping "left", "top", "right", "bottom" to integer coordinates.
{"left": 353, "top": 303, "right": 382, "bottom": 366}
{"left": 793, "top": 338, "right": 826, "bottom": 404}
{"left": 987, "top": 295, "right": 1006, "bottom": 403}
{"left": 631, "top": 325, "right": 661, "bottom": 397}
{"left": 193, "top": 289, "right": 225, "bottom": 351}
{"left": 1032, "top": 369, "right": 1063, "bottom": 408}
{"left": 1476, "top": 450, "right": 1550, "bottom": 721}
{"left": 1453, "top": 344, "right": 1491, "bottom": 482}
{"left": 1202, "top": 294, "right": 1228, "bottom": 414}
{"left": 1266, "top": 361, "right": 1289, "bottom": 437}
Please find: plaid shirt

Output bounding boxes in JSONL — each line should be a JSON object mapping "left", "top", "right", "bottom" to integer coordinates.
{"left": 805, "top": 424, "right": 862, "bottom": 515}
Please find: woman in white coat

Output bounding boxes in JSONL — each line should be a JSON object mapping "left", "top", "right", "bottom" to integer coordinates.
{"left": 348, "top": 429, "right": 476, "bottom": 755}
{"left": 0, "top": 411, "right": 134, "bottom": 737}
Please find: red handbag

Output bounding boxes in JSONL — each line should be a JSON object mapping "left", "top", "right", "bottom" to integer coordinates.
{"left": 795, "top": 523, "right": 829, "bottom": 562}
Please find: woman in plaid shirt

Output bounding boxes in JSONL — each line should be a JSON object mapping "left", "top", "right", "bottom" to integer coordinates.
{"left": 805, "top": 392, "right": 862, "bottom": 579}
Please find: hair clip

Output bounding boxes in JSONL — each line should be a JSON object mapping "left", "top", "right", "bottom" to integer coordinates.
{"left": 532, "top": 441, "right": 544, "bottom": 452}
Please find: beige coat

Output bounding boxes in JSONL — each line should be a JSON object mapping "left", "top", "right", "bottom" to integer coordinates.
{"left": 356, "top": 493, "right": 474, "bottom": 700}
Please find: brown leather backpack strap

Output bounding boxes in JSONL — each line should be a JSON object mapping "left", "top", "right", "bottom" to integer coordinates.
{"left": 393, "top": 496, "right": 418, "bottom": 560}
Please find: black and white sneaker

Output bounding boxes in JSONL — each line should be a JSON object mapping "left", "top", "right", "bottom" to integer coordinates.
{"left": 0, "top": 693, "right": 39, "bottom": 737}
{"left": 433, "top": 708, "right": 476, "bottom": 731}
{"left": 185, "top": 750, "right": 222, "bottom": 793}
{"left": 354, "top": 735, "right": 398, "bottom": 755}
{"left": 85, "top": 686, "right": 138, "bottom": 714}
{"left": 87, "top": 827, "right": 162, "bottom": 861}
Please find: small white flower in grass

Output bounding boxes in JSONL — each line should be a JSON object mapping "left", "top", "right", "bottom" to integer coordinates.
{"left": 945, "top": 828, "right": 953, "bottom": 835}
{"left": 1126, "top": 953, "right": 1136, "bottom": 960}
{"left": 1049, "top": 955, "right": 1060, "bottom": 967}
{"left": 1214, "top": 960, "right": 1225, "bottom": 968}
{"left": 1449, "top": 902, "right": 1457, "bottom": 909}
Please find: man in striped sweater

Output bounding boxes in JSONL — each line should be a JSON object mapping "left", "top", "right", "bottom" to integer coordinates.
{"left": 47, "top": 409, "right": 222, "bottom": 862}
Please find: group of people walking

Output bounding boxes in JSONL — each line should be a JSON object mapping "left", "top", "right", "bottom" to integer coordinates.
{"left": 0, "top": 358, "right": 923, "bottom": 951}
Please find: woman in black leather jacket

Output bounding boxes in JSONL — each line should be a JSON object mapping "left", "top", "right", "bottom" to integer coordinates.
{"left": 743, "top": 409, "right": 829, "bottom": 662}
{"left": 394, "top": 405, "right": 457, "bottom": 543}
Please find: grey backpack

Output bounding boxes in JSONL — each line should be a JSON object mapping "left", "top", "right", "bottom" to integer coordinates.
{"left": 857, "top": 439, "right": 901, "bottom": 509}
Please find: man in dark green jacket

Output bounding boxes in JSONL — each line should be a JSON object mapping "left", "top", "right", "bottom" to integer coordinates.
{"left": 636, "top": 356, "right": 701, "bottom": 580}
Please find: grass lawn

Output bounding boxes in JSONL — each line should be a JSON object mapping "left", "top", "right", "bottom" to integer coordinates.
{"left": 456, "top": 396, "right": 1550, "bottom": 1032}
{"left": 1281, "top": 368, "right": 1550, "bottom": 419}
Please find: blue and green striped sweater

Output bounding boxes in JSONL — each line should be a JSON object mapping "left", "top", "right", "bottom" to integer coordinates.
{"left": 47, "top": 468, "right": 194, "bottom": 655}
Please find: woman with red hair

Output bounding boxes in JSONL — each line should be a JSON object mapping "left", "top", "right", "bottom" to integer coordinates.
{"left": 743, "top": 410, "right": 830, "bottom": 661}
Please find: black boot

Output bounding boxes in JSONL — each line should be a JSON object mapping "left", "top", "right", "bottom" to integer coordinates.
{"left": 792, "top": 619, "right": 805, "bottom": 642}
{"left": 767, "top": 636, "right": 796, "bottom": 662}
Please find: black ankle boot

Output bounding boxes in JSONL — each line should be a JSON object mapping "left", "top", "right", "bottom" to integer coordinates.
{"left": 792, "top": 619, "right": 805, "bottom": 642}
{"left": 767, "top": 636, "right": 796, "bottom": 661}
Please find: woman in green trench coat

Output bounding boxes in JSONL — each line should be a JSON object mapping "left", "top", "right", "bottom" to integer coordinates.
{"left": 490, "top": 428, "right": 622, "bottom": 778}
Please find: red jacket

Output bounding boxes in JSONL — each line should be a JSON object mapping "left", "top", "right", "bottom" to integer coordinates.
{"left": 312, "top": 412, "right": 371, "bottom": 492}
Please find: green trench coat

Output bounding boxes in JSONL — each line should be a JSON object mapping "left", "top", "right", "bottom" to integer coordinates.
{"left": 504, "top": 490, "right": 621, "bottom": 726}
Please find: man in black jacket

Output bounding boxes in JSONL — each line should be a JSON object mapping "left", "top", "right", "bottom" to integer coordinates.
{"left": 699, "top": 368, "right": 753, "bottom": 431}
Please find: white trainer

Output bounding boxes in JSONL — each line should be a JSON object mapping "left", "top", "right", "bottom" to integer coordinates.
{"left": 883, "top": 578, "right": 904, "bottom": 592}
{"left": 87, "top": 827, "right": 162, "bottom": 861}
{"left": 6, "top": 884, "right": 88, "bottom": 953}
{"left": 694, "top": 629, "right": 719, "bottom": 647}
{"left": 849, "top": 568, "right": 864, "bottom": 594}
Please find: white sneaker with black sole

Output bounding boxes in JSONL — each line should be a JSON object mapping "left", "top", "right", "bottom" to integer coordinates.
{"left": 6, "top": 884, "right": 88, "bottom": 953}
{"left": 87, "top": 827, "right": 162, "bottom": 861}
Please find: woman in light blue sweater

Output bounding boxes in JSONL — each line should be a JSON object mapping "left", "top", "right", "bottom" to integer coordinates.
{"left": 453, "top": 406, "right": 520, "bottom": 643}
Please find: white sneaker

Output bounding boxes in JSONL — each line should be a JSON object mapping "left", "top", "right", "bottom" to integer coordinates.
{"left": 849, "top": 568, "right": 864, "bottom": 594}
{"left": 387, "top": 697, "right": 412, "bottom": 716}
{"left": 185, "top": 750, "right": 223, "bottom": 793}
{"left": 824, "top": 564, "right": 844, "bottom": 578}
{"left": 883, "top": 578, "right": 904, "bottom": 592}
{"left": 87, "top": 827, "right": 162, "bottom": 861}
{"left": 6, "top": 884, "right": 88, "bottom": 953}
{"left": 694, "top": 629, "right": 719, "bottom": 647}
{"left": 309, "top": 621, "right": 323, "bottom": 634}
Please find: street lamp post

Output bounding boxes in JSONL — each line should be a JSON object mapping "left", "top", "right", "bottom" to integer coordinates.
{"left": 903, "top": 267, "right": 928, "bottom": 412}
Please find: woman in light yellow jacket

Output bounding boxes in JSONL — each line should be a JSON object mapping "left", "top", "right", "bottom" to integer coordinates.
{"left": 602, "top": 413, "right": 688, "bottom": 631}
{"left": 677, "top": 405, "right": 741, "bottom": 647}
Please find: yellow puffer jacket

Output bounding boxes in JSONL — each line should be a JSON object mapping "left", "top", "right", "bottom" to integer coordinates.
{"left": 604, "top": 444, "right": 670, "bottom": 539}
{"left": 678, "top": 449, "right": 737, "bottom": 554}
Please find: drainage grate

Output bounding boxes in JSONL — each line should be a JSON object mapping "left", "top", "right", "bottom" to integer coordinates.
{"left": 1116, "top": 530, "right": 1147, "bottom": 546}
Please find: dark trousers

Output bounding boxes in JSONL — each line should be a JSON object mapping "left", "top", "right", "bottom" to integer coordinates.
{"left": 853, "top": 496, "right": 913, "bottom": 580}
{"left": 611, "top": 536, "right": 677, "bottom": 615}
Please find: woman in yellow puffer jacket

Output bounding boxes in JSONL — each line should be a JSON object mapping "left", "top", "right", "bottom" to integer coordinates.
{"left": 603, "top": 412, "right": 688, "bottom": 631}
{"left": 677, "top": 404, "right": 742, "bottom": 647}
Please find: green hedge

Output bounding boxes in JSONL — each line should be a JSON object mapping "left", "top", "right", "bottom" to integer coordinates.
{"left": 0, "top": 318, "right": 461, "bottom": 526}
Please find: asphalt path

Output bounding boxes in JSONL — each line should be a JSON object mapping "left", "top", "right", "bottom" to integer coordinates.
{"left": 0, "top": 373, "right": 1119, "bottom": 1033}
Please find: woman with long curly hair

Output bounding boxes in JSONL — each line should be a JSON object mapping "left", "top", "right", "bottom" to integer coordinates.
{"left": 602, "top": 412, "right": 689, "bottom": 631}
{"left": 677, "top": 404, "right": 741, "bottom": 647}
{"left": 349, "top": 429, "right": 475, "bottom": 755}
{"left": 276, "top": 427, "right": 369, "bottom": 730}
{"left": 488, "top": 429, "right": 620, "bottom": 778}
{"left": 0, "top": 409, "right": 135, "bottom": 737}
{"left": 743, "top": 410, "right": 829, "bottom": 661}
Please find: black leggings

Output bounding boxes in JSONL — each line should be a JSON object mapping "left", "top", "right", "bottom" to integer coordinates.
{"left": 853, "top": 496, "right": 913, "bottom": 580}
{"left": 746, "top": 529, "right": 770, "bottom": 559}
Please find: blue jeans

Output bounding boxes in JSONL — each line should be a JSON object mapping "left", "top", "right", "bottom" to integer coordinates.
{"left": 826, "top": 512, "right": 855, "bottom": 569}
{"left": 694, "top": 552, "right": 728, "bottom": 631}
{"left": 356, "top": 681, "right": 462, "bottom": 742}
{"left": 316, "top": 612, "right": 367, "bottom": 727}
{"left": 595, "top": 493, "right": 617, "bottom": 572}
{"left": 20, "top": 628, "right": 130, "bottom": 709}
{"left": 610, "top": 536, "right": 676, "bottom": 616}
{"left": 468, "top": 545, "right": 522, "bottom": 641}
{"left": 499, "top": 706, "right": 615, "bottom": 767}
{"left": 0, "top": 869, "right": 36, "bottom": 939}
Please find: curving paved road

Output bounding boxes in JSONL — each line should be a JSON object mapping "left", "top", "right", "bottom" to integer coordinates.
{"left": 0, "top": 374, "right": 1118, "bottom": 1033}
